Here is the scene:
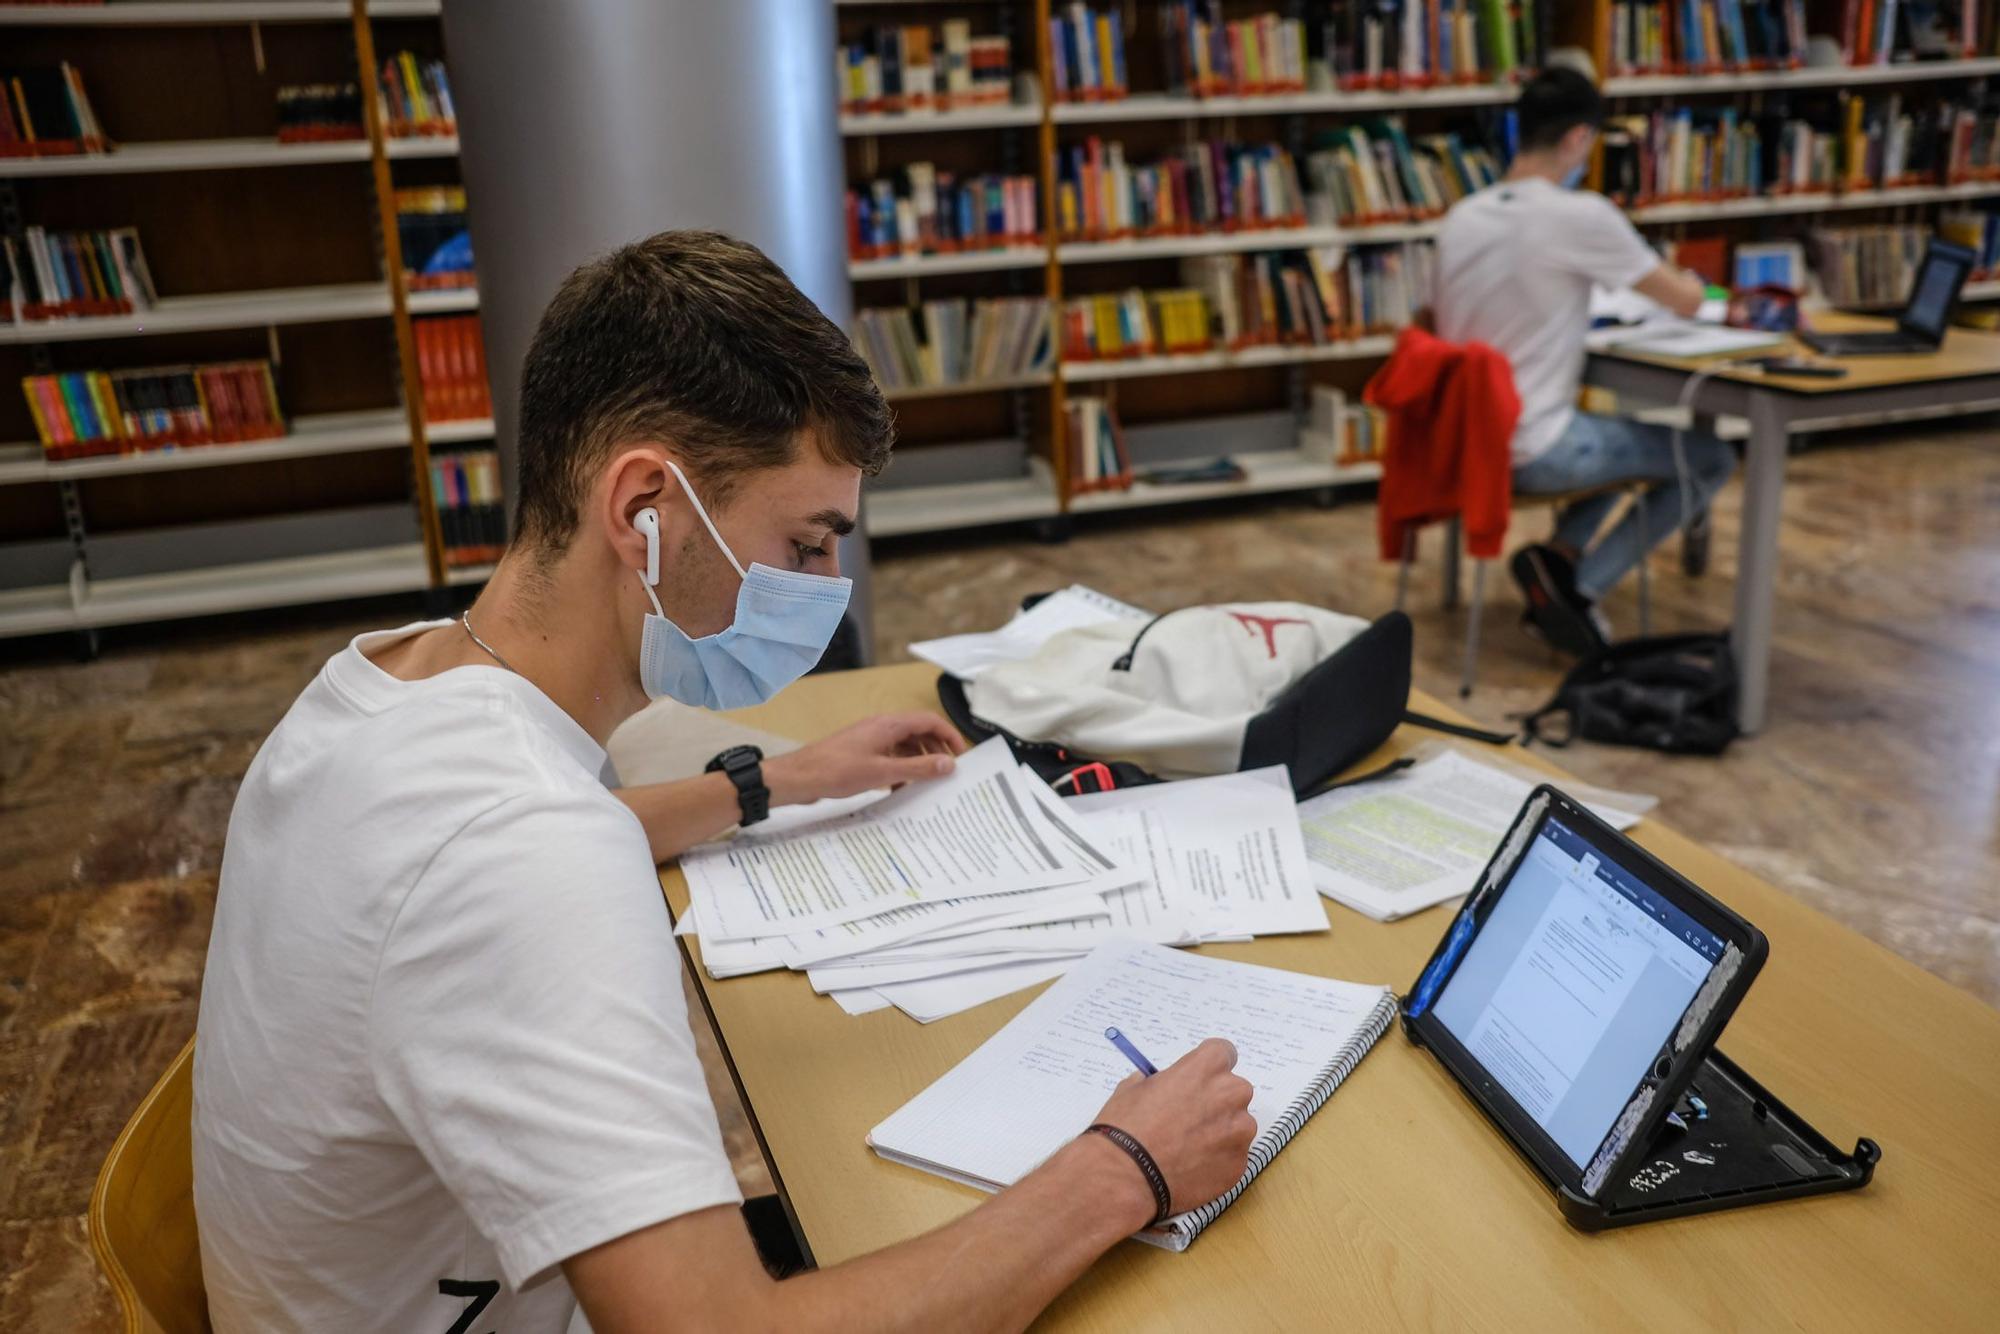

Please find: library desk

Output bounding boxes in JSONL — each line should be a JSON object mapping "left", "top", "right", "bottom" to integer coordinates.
{"left": 1584, "top": 312, "right": 2000, "bottom": 734}
{"left": 644, "top": 662, "right": 2000, "bottom": 1333}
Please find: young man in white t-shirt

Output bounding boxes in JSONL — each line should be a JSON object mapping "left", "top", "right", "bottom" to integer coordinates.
{"left": 1434, "top": 67, "right": 1736, "bottom": 656}
{"left": 193, "top": 231, "right": 1258, "bottom": 1334}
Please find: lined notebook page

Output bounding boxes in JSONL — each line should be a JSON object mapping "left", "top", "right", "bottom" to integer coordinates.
{"left": 869, "top": 938, "right": 1394, "bottom": 1249}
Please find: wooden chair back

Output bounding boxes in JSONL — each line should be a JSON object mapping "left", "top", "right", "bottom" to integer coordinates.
{"left": 89, "top": 1039, "right": 210, "bottom": 1334}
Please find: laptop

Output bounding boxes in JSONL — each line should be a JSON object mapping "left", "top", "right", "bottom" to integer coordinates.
{"left": 1800, "top": 237, "right": 1976, "bottom": 356}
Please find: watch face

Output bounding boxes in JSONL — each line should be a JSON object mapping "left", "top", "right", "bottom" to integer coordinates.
{"left": 713, "top": 745, "right": 763, "bottom": 772}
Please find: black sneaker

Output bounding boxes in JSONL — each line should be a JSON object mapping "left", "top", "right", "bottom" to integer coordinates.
{"left": 1510, "top": 544, "right": 1606, "bottom": 658}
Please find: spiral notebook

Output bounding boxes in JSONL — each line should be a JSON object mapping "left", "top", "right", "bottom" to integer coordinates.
{"left": 867, "top": 939, "right": 1396, "bottom": 1250}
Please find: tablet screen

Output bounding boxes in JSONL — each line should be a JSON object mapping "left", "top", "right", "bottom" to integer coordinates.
{"left": 1433, "top": 815, "right": 1726, "bottom": 1170}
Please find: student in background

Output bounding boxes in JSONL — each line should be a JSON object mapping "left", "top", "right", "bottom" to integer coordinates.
{"left": 1433, "top": 66, "right": 1734, "bottom": 655}
{"left": 192, "top": 230, "right": 1257, "bottom": 1334}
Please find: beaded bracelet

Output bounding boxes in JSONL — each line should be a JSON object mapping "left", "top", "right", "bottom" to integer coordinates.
{"left": 1084, "top": 1123, "right": 1172, "bottom": 1226}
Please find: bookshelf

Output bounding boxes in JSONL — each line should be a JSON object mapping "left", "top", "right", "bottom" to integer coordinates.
{"left": 843, "top": 2, "right": 2000, "bottom": 540}
{"left": 0, "top": 0, "right": 492, "bottom": 643}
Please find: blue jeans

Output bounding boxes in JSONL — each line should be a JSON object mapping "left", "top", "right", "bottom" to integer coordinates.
{"left": 1512, "top": 412, "right": 1736, "bottom": 602}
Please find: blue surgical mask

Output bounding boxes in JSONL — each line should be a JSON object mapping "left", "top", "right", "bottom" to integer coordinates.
{"left": 1561, "top": 162, "right": 1587, "bottom": 190}
{"left": 637, "top": 462, "right": 852, "bottom": 710}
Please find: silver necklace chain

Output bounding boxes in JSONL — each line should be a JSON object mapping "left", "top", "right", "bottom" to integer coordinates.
{"left": 460, "top": 611, "right": 516, "bottom": 673}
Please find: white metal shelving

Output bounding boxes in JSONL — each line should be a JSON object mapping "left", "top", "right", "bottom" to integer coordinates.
{"left": 1604, "top": 55, "right": 2000, "bottom": 98}
{"left": 879, "top": 372, "right": 1053, "bottom": 402}
{"left": 866, "top": 458, "right": 1061, "bottom": 538}
{"left": 1628, "top": 180, "right": 2000, "bottom": 225}
{"left": 1051, "top": 82, "right": 1517, "bottom": 126}
{"left": 407, "top": 286, "right": 481, "bottom": 314}
{"left": 849, "top": 247, "right": 1048, "bottom": 280}
{"left": 0, "top": 1, "right": 441, "bottom": 21}
{"left": 1058, "top": 219, "right": 1438, "bottom": 266}
{"left": 0, "top": 409, "right": 412, "bottom": 486}
{"left": 76, "top": 542, "right": 432, "bottom": 629}
{"left": 0, "top": 580, "right": 81, "bottom": 637}
{"left": 0, "top": 135, "right": 455, "bottom": 177}
{"left": 1062, "top": 336, "right": 1399, "bottom": 383}
{"left": 0, "top": 281, "right": 393, "bottom": 343}
{"left": 426, "top": 416, "right": 497, "bottom": 443}
{"left": 842, "top": 101, "right": 1041, "bottom": 136}
{"left": 3, "top": 137, "right": 367, "bottom": 176}
{"left": 1068, "top": 448, "right": 1379, "bottom": 515}
{"left": 0, "top": 542, "right": 436, "bottom": 638}
{"left": 384, "top": 134, "right": 459, "bottom": 159}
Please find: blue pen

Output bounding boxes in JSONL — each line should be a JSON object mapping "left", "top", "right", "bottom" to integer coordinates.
{"left": 1406, "top": 906, "right": 1479, "bottom": 1019}
{"left": 1103, "top": 1026, "right": 1158, "bottom": 1076}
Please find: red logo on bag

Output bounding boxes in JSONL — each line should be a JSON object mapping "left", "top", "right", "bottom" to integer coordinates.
{"left": 1228, "top": 611, "right": 1309, "bottom": 659}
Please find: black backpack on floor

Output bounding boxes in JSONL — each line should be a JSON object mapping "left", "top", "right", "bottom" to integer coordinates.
{"left": 1523, "top": 632, "right": 1740, "bottom": 756}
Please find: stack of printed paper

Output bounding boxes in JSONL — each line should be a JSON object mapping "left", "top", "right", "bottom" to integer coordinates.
{"left": 676, "top": 738, "right": 1329, "bottom": 1022}
{"left": 1296, "top": 743, "right": 1655, "bottom": 923}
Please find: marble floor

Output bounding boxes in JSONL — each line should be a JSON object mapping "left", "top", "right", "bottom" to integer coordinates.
{"left": 2, "top": 423, "right": 1997, "bottom": 1327}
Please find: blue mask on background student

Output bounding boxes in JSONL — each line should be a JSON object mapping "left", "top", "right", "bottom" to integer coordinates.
{"left": 637, "top": 462, "right": 852, "bottom": 710}
{"left": 1562, "top": 162, "right": 1587, "bottom": 190}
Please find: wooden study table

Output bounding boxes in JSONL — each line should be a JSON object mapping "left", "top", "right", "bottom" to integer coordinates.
{"left": 647, "top": 662, "right": 2000, "bottom": 1332}
{"left": 1583, "top": 311, "right": 2000, "bottom": 734}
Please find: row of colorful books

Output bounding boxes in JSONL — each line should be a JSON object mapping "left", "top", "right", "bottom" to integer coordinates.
{"left": 396, "top": 187, "right": 476, "bottom": 291}
{"left": 275, "top": 83, "right": 363, "bottom": 143}
{"left": 1810, "top": 223, "right": 1932, "bottom": 303}
{"left": 2, "top": 226, "right": 156, "bottom": 322}
{"left": 838, "top": 19, "right": 1017, "bottom": 114}
{"left": 432, "top": 449, "right": 506, "bottom": 566}
{"left": 852, "top": 296, "right": 1052, "bottom": 393}
{"left": 415, "top": 316, "right": 491, "bottom": 424}
{"left": 1600, "top": 107, "right": 1764, "bottom": 201}
{"left": 1065, "top": 394, "right": 1132, "bottom": 493}
{"left": 1189, "top": 243, "right": 1435, "bottom": 343}
{"left": 1609, "top": 1, "right": 1810, "bottom": 74}
{"left": 1159, "top": 7, "right": 1310, "bottom": 98}
{"left": 845, "top": 168, "right": 1040, "bottom": 260}
{"left": 1060, "top": 242, "right": 1434, "bottom": 360}
{"left": 1307, "top": 385, "right": 1390, "bottom": 466}
{"left": 1317, "top": 0, "right": 1551, "bottom": 89}
{"left": 1303, "top": 122, "right": 1503, "bottom": 224}
{"left": 1840, "top": 0, "right": 1984, "bottom": 65}
{"left": 1599, "top": 93, "right": 2000, "bottom": 203}
{"left": 379, "top": 51, "right": 456, "bottom": 137}
{"left": 21, "top": 360, "right": 284, "bottom": 460}
{"left": 1056, "top": 138, "right": 1306, "bottom": 241}
{"left": 1940, "top": 205, "right": 2000, "bottom": 271}
{"left": 2, "top": 63, "right": 107, "bottom": 157}
{"left": 1051, "top": 3, "right": 1130, "bottom": 102}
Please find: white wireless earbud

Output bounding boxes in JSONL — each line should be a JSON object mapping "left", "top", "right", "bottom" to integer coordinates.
{"left": 632, "top": 507, "right": 660, "bottom": 587}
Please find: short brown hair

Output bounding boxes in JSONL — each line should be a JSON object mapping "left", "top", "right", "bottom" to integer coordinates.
{"left": 512, "top": 230, "right": 892, "bottom": 554}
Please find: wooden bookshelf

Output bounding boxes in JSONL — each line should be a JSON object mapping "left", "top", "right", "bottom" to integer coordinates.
{"left": 845, "top": 2, "right": 2000, "bottom": 538}
{"left": 0, "top": 0, "right": 489, "bottom": 642}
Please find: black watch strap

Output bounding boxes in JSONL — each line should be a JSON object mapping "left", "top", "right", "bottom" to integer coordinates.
{"left": 705, "top": 745, "right": 769, "bottom": 827}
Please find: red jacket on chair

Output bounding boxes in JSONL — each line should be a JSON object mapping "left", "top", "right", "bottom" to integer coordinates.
{"left": 1365, "top": 325, "right": 1522, "bottom": 561}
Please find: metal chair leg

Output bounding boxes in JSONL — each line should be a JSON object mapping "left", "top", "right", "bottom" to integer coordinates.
{"left": 1441, "top": 516, "right": 1462, "bottom": 610}
{"left": 1460, "top": 560, "right": 1487, "bottom": 698}
{"left": 1395, "top": 528, "right": 1414, "bottom": 613}
{"left": 1637, "top": 544, "right": 1653, "bottom": 638}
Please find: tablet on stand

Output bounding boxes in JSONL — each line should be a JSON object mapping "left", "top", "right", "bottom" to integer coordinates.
{"left": 1400, "top": 786, "right": 1879, "bottom": 1230}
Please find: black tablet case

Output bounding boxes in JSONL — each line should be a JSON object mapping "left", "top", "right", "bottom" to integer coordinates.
{"left": 1401, "top": 787, "right": 1879, "bottom": 1230}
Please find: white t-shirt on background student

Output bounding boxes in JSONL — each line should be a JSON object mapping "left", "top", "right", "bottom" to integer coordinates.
{"left": 1434, "top": 175, "right": 1661, "bottom": 464}
{"left": 193, "top": 622, "right": 742, "bottom": 1334}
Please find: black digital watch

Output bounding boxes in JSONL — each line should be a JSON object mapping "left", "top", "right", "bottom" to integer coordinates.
{"left": 705, "top": 745, "right": 770, "bottom": 827}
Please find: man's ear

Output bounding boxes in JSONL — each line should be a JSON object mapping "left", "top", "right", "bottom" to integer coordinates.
{"left": 1565, "top": 122, "right": 1597, "bottom": 164}
{"left": 598, "top": 446, "right": 672, "bottom": 576}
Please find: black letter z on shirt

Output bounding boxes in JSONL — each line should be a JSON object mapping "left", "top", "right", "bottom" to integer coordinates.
{"left": 438, "top": 1278, "right": 500, "bottom": 1334}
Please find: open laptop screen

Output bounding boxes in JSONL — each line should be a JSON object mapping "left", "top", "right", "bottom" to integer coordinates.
{"left": 1431, "top": 815, "right": 1725, "bottom": 1171}
{"left": 1902, "top": 241, "right": 1975, "bottom": 342}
